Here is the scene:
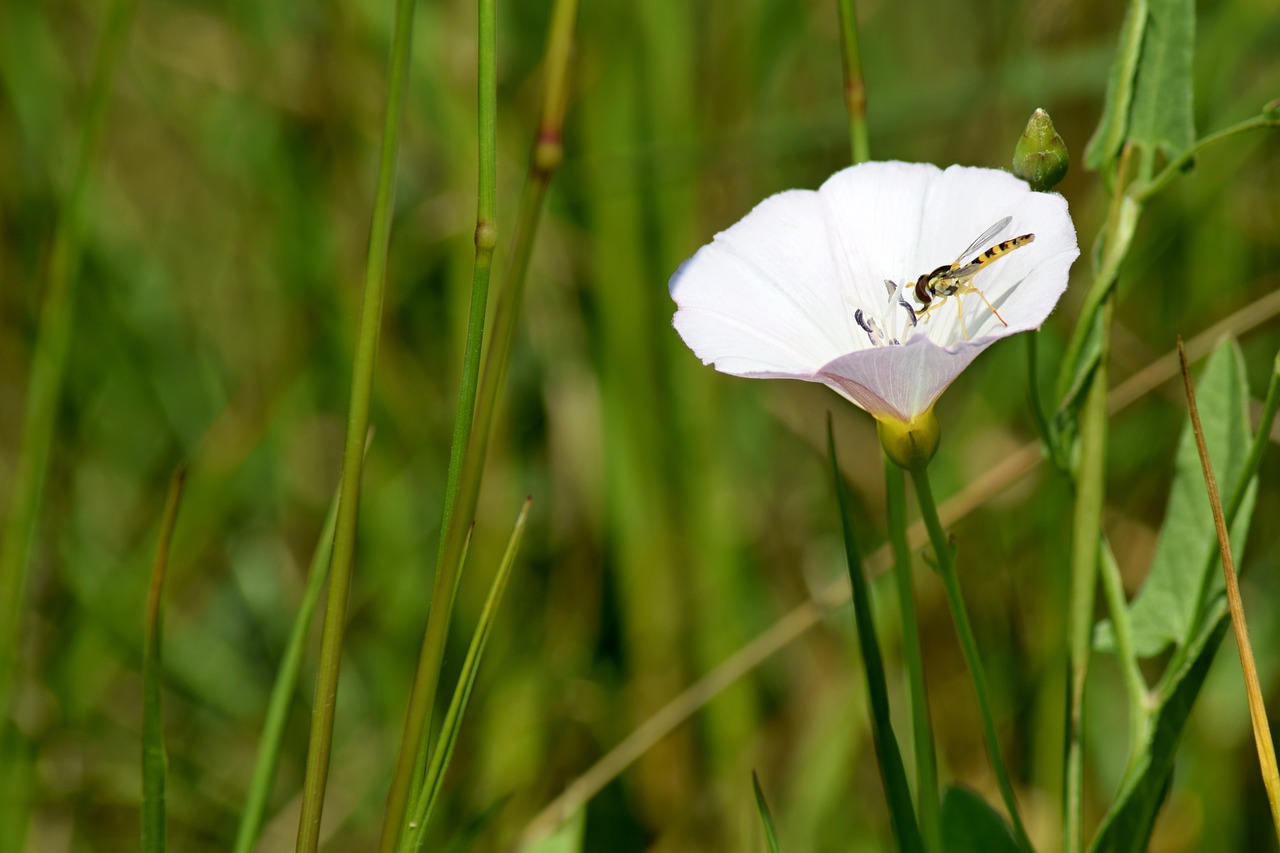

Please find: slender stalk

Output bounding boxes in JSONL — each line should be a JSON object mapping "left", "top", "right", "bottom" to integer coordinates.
{"left": 400, "top": 500, "right": 531, "bottom": 852}
{"left": 1133, "top": 112, "right": 1280, "bottom": 203}
{"left": 1095, "top": 535, "right": 1149, "bottom": 778}
{"left": 910, "top": 468, "right": 1033, "bottom": 853}
{"left": 1179, "top": 340, "right": 1280, "bottom": 840}
{"left": 1064, "top": 295, "right": 1112, "bottom": 853}
{"left": 377, "top": 0, "right": 503, "bottom": 846}
{"left": 885, "top": 458, "right": 940, "bottom": 851}
{"left": 0, "top": 0, "right": 136, "bottom": 715}
{"left": 234, "top": 438, "right": 361, "bottom": 853}
{"left": 834, "top": 0, "right": 870, "bottom": 164}
{"left": 141, "top": 468, "right": 187, "bottom": 853}
{"left": 293, "top": 0, "right": 417, "bottom": 847}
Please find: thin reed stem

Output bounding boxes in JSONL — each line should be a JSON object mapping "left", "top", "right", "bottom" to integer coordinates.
{"left": 834, "top": 0, "right": 870, "bottom": 164}
{"left": 910, "top": 467, "right": 1034, "bottom": 853}
{"left": 1179, "top": 340, "right": 1280, "bottom": 841}
{"left": 294, "top": 0, "right": 418, "bottom": 847}
{"left": 377, "top": 0, "right": 579, "bottom": 848}
{"left": 0, "top": 0, "right": 136, "bottom": 715}
{"left": 885, "top": 459, "right": 940, "bottom": 851}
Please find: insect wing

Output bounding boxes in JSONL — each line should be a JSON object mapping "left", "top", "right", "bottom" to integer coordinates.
{"left": 951, "top": 216, "right": 1012, "bottom": 265}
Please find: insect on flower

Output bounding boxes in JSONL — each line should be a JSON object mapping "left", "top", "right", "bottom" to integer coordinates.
{"left": 669, "top": 161, "right": 1079, "bottom": 426}
{"left": 904, "top": 216, "right": 1035, "bottom": 341}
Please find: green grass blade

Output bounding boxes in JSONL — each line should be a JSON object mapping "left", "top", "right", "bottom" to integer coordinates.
{"left": 295, "top": 0, "right": 418, "bottom": 847}
{"left": 142, "top": 468, "right": 188, "bottom": 853}
{"left": 380, "top": 0, "right": 576, "bottom": 846}
{"left": 233, "top": 438, "right": 364, "bottom": 853}
{"left": 828, "top": 418, "right": 925, "bottom": 853}
{"left": 752, "top": 770, "right": 783, "bottom": 853}
{"left": 399, "top": 498, "right": 531, "bottom": 852}
{"left": 0, "top": 0, "right": 136, "bottom": 717}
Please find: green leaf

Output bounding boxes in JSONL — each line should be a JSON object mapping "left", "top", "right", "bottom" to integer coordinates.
{"left": 142, "top": 469, "right": 187, "bottom": 853}
{"left": 940, "top": 786, "right": 1020, "bottom": 853}
{"left": 1127, "top": 0, "right": 1196, "bottom": 169}
{"left": 828, "top": 418, "right": 925, "bottom": 853}
{"left": 1088, "top": 614, "right": 1229, "bottom": 853}
{"left": 1124, "top": 339, "right": 1255, "bottom": 657}
{"left": 752, "top": 771, "right": 782, "bottom": 853}
{"left": 1084, "top": 0, "right": 1148, "bottom": 171}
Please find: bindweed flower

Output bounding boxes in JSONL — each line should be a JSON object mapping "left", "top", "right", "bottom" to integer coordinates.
{"left": 670, "top": 161, "right": 1079, "bottom": 458}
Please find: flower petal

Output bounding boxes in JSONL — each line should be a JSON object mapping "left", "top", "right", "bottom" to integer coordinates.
{"left": 670, "top": 189, "right": 859, "bottom": 376}
{"left": 818, "top": 336, "right": 984, "bottom": 423}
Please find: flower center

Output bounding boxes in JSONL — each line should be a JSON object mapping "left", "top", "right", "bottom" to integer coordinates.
{"left": 853, "top": 279, "right": 919, "bottom": 348}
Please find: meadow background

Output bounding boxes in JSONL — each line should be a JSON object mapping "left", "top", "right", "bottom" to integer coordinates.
{"left": 1, "top": 0, "right": 1279, "bottom": 850}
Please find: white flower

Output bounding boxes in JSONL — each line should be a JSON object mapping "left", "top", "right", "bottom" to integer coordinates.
{"left": 670, "top": 161, "right": 1079, "bottom": 425}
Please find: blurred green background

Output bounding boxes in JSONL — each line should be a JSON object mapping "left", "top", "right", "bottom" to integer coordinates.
{"left": 2, "top": 0, "right": 1279, "bottom": 850}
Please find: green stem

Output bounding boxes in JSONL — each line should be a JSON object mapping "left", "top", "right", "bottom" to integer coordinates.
{"left": 234, "top": 449, "right": 354, "bottom": 853}
{"left": 910, "top": 467, "right": 1034, "bottom": 853}
{"left": 294, "top": 0, "right": 417, "bottom": 847}
{"left": 1095, "top": 535, "right": 1149, "bottom": 780}
{"left": 1064, "top": 295, "right": 1113, "bottom": 853}
{"left": 377, "top": 0, "right": 503, "bottom": 847}
{"left": 834, "top": 0, "right": 870, "bottom": 164}
{"left": 1132, "top": 112, "right": 1280, "bottom": 203}
{"left": 886, "top": 458, "right": 941, "bottom": 851}
{"left": 0, "top": 0, "right": 136, "bottom": 716}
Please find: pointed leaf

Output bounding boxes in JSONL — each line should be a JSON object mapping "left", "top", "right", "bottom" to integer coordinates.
{"left": 142, "top": 469, "right": 186, "bottom": 853}
{"left": 1127, "top": 0, "right": 1196, "bottom": 167}
{"left": 752, "top": 771, "right": 782, "bottom": 853}
{"left": 828, "top": 418, "right": 925, "bottom": 853}
{"left": 1084, "top": 0, "right": 1148, "bottom": 170}
{"left": 940, "top": 786, "right": 1020, "bottom": 853}
{"left": 1125, "top": 339, "right": 1254, "bottom": 657}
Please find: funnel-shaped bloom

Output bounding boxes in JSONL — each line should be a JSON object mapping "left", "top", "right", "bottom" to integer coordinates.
{"left": 670, "top": 161, "right": 1079, "bottom": 425}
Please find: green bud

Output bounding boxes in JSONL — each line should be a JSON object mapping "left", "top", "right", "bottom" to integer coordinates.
{"left": 1013, "top": 108, "right": 1069, "bottom": 192}
{"left": 877, "top": 408, "right": 941, "bottom": 472}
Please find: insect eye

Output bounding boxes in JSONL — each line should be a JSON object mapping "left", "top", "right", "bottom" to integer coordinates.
{"left": 913, "top": 276, "right": 931, "bottom": 304}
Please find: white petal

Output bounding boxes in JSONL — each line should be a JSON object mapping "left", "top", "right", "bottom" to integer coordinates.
{"left": 670, "top": 189, "right": 861, "bottom": 376}
{"left": 818, "top": 336, "right": 983, "bottom": 423}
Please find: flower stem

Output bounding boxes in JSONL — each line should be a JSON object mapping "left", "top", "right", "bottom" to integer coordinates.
{"left": 886, "top": 458, "right": 941, "bottom": 851}
{"left": 910, "top": 467, "right": 1034, "bottom": 853}
{"left": 834, "top": 0, "right": 870, "bottom": 164}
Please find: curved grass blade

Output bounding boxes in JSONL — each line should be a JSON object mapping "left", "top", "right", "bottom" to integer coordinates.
{"left": 828, "top": 417, "right": 925, "bottom": 853}
{"left": 752, "top": 770, "right": 782, "bottom": 853}
{"left": 142, "top": 468, "right": 188, "bottom": 853}
{"left": 399, "top": 498, "right": 532, "bottom": 852}
{"left": 232, "top": 436, "right": 368, "bottom": 853}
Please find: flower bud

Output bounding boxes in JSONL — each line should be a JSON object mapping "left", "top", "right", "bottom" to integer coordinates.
{"left": 877, "top": 408, "right": 941, "bottom": 472}
{"left": 1013, "top": 108, "right": 1069, "bottom": 192}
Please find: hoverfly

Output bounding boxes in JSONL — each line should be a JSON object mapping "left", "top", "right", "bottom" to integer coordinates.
{"left": 912, "top": 216, "right": 1035, "bottom": 340}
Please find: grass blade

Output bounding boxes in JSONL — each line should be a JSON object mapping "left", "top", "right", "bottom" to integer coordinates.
{"left": 0, "top": 0, "right": 136, "bottom": 717}
{"left": 752, "top": 770, "right": 783, "bottom": 853}
{"left": 399, "top": 498, "right": 532, "bottom": 852}
{"left": 295, "top": 0, "right": 418, "bottom": 847}
{"left": 232, "top": 436, "right": 366, "bottom": 853}
{"left": 1178, "top": 340, "right": 1280, "bottom": 840}
{"left": 828, "top": 417, "right": 925, "bottom": 853}
{"left": 141, "top": 468, "right": 188, "bottom": 853}
{"left": 380, "top": 0, "right": 576, "bottom": 845}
